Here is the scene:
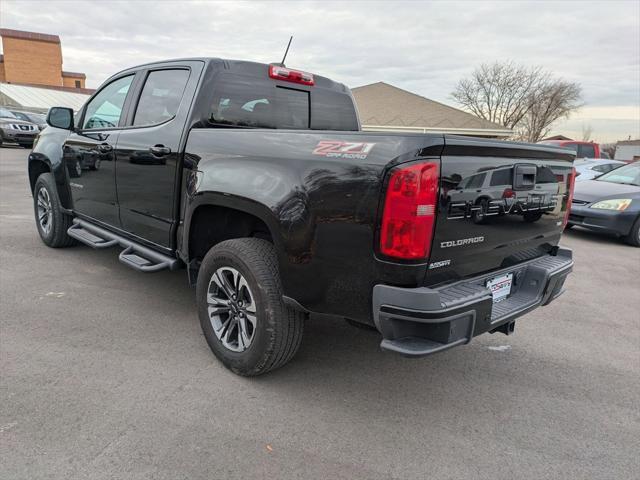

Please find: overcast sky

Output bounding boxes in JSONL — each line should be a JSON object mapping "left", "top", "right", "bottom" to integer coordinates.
{"left": 2, "top": 0, "right": 639, "bottom": 142}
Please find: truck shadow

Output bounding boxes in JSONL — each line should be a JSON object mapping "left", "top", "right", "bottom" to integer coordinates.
{"left": 61, "top": 242, "right": 593, "bottom": 420}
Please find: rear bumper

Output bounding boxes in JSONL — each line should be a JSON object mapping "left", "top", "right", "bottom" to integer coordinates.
{"left": 568, "top": 205, "right": 636, "bottom": 237}
{"left": 372, "top": 248, "right": 573, "bottom": 356}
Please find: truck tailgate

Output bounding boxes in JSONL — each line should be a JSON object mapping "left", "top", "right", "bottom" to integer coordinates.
{"left": 425, "top": 135, "right": 575, "bottom": 285}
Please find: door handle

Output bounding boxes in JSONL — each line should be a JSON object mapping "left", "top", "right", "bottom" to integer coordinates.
{"left": 97, "top": 143, "right": 112, "bottom": 153}
{"left": 150, "top": 145, "right": 171, "bottom": 157}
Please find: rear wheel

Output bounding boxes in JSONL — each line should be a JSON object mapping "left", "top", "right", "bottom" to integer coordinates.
{"left": 33, "top": 173, "right": 76, "bottom": 248}
{"left": 196, "top": 238, "right": 305, "bottom": 376}
{"left": 623, "top": 217, "right": 640, "bottom": 247}
{"left": 472, "top": 199, "right": 489, "bottom": 224}
{"left": 523, "top": 212, "right": 543, "bottom": 223}
{"left": 90, "top": 158, "right": 101, "bottom": 171}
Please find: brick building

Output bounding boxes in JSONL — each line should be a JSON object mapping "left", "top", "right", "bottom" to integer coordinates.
{"left": 0, "top": 28, "right": 87, "bottom": 90}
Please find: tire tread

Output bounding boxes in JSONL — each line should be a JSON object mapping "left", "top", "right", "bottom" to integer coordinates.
{"left": 198, "top": 238, "right": 305, "bottom": 376}
{"left": 34, "top": 173, "right": 76, "bottom": 248}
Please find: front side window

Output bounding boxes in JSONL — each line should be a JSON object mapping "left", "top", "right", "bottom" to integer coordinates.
{"left": 82, "top": 75, "right": 134, "bottom": 129}
{"left": 133, "top": 69, "right": 190, "bottom": 126}
{"left": 489, "top": 168, "right": 512, "bottom": 186}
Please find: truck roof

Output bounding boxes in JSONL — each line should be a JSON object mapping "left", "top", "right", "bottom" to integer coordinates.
{"left": 109, "top": 57, "right": 351, "bottom": 93}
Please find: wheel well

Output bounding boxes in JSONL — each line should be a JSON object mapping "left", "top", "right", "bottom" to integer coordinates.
{"left": 29, "top": 161, "right": 51, "bottom": 193}
{"left": 188, "top": 205, "right": 274, "bottom": 262}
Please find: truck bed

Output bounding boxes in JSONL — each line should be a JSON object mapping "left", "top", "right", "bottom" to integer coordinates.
{"left": 182, "top": 129, "right": 574, "bottom": 323}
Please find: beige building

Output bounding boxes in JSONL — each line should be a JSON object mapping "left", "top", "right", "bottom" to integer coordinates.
{"left": 0, "top": 28, "right": 87, "bottom": 90}
{"left": 352, "top": 82, "right": 512, "bottom": 138}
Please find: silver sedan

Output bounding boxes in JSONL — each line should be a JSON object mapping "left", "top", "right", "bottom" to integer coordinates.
{"left": 574, "top": 158, "right": 625, "bottom": 181}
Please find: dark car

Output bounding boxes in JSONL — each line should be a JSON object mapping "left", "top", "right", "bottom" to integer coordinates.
{"left": 29, "top": 58, "right": 576, "bottom": 376}
{"left": 10, "top": 110, "right": 48, "bottom": 131}
{"left": 568, "top": 162, "right": 640, "bottom": 246}
{"left": 0, "top": 107, "right": 39, "bottom": 148}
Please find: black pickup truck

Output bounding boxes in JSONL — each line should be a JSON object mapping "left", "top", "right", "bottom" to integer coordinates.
{"left": 29, "top": 58, "right": 575, "bottom": 376}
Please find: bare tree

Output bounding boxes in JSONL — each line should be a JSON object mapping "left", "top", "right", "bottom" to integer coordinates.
{"left": 452, "top": 62, "right": 582, "bottom": 142}
{"left": 517, "top": 79, "right": 582, "bottom": 142}
{"left": 581, "top": 124, "right": 593, "bottom": 142}
{"left": 601, "top": 143, "right": 616, "bottom": 159}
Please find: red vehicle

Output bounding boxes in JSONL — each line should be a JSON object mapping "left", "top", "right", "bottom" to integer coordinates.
{"left": 538, "top": 140, "right": 602, "bottom": 159}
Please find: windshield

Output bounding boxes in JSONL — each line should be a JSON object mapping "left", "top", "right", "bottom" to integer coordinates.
{"left": 9, "top": 110, "right": 45, "bottom": 123}
{"left": 0, "top": 107, "right": 18, "bottom": 119}
{"left": 596, "top": 162, "right": 640, "bottom": 186}
{"left": 24, "top": 112, "right": 46, "bottom": 123}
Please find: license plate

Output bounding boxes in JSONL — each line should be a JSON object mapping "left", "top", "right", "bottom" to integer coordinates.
{"left": 486, "top": 273, "right": 513, "bottom": 303}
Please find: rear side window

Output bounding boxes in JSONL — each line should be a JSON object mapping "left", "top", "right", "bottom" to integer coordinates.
{"left": 537, "top": 166, "right": 558, "bottom": 183}
{"left": 210, "top": 75, "right": 309, "bottom": 129}
{"left": 208, "top": 73, "right": 358, "bottom": 131}
{"left": 577, "top": 144, "right": 596, "bottom": 158}
{"left": 133, "top": 69, "right": 190, "bottom": 126}
{"left": 310, "top": 89, "right": 359, "bottom": 131}
{"left": 489, "top": 168, "right": 512, "bottom": 186}
{"left": 562, "top": 143, "right": 578, "bottom": 152}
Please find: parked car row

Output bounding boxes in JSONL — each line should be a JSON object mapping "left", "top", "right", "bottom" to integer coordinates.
{"left": 568, "top": 161, "right": 640, "bottom": 247}
{"left": 10, "top": 110, "right": 47, "bottom": 130}
{"left": 0, "top": 107, "right": 46, "bottom": 148}
{"left": 538, "top": 140, "right": 606, "bottom": 159}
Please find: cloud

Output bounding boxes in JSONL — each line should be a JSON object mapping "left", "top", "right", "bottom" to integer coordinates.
{"left": 2, "top": 0, "right": 638, "bottom": 141}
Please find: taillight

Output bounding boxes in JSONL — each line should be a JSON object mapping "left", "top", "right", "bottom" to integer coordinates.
{"left": 563, "top": 167, "right": 576, "bottom": 228}
{"left": 380, "top": 162, "right": 439, "bottom": 260}
{"left": 502, "top": 188, "right": 516, "bottom": 199}
{"left": 268, "top": 65, "right": 314, "bottom": 86}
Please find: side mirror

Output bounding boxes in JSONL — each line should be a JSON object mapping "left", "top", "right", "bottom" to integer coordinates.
{"left": 46, "top": 107, "right": 74, "bottom": 130}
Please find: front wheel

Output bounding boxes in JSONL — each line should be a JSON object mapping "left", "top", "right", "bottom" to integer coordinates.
{"left": 623, "top": 217, "right": 640, "bottom": 247}
{"left": 196, "top": 238, "right": 306, "bottom": 376}
{"left": 33, "top": 173, "right": 76, "bottom": 248}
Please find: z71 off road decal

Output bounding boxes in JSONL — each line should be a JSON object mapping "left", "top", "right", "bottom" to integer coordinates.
{"left": 312, "top": 141, "right": 376, "bottom": 159}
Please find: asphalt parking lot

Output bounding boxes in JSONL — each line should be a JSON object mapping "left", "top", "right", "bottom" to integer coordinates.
{"left": 1, "top": 146, "right": 639, "bottom": 480}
